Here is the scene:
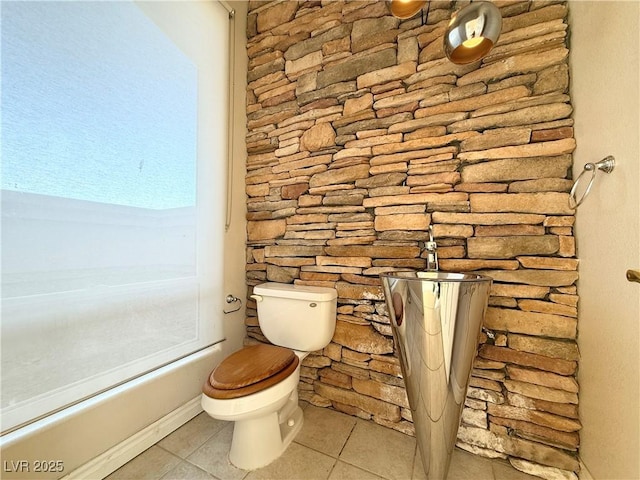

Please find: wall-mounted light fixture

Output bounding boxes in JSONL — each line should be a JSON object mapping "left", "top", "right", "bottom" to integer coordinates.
{"left": 443, "top": 2, "right": 502, "bottom": 64}
{"left": 388, "top": 0, "right": 426, "bottom": 20}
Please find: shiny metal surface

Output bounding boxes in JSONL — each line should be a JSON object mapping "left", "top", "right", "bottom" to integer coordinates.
{"left": 387, "top": 0, "right": 426, "bottom": 19}
{"left": 627, "top": 269, "right": 640, "bottom": 283}
{"left": 444, "top": 1, "right": 502, "bottom": 64}
{"left": 380, "top": 271, "right": 492, "bottom": 480}
{"left": 569, "top": 155, "right": 616, "bottom": 209}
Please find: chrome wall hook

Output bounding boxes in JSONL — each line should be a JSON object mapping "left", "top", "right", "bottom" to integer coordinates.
{"left": 223, "top": 294, "right": 242, "bottom": 314}
{"left": 569, "top": 155, "right": 616, "bottom": 209}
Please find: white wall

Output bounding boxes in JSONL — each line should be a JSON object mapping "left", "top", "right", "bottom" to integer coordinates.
{"left": 0, "top": 2, "right": 248, "bottom": 477}
{"left": 569, "top": 2, "right": 640, "bottom": 479}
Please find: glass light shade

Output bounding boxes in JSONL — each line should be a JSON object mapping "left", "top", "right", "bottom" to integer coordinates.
{"left": 444, "top": 1, "right": 502, "bottom": 64}
{"left": 388, "top": 0, "right": 426, "bottom": 19}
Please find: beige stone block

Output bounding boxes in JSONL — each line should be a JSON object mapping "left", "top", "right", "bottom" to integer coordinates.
{"left": 266, "top": 264, "right": 298, "bottom": 283}
{"left": 314, "top": 382, "right": 400, "bottom": 422}
{"left": 439, "top": 259, "right": 519, "bottom": 271}
{"left": 406, "top": 57, "right": 477, "bottom": 85}
{"left": 406, "top": 171, "right": 460, "bottom": 187}
{"left": 480, "top": 344, "right": 576, "bottom": 377}
{"left": 371, "top": 147, "right": 457, "bottom": 168}
{"left": 284, "top": 51, "right": 323, "bottom": 78}
{"left": 449, "top": 103, "right": 572, "bottom": 134}
{"left": 316, "top": 47, "right": 397, "bottom": 90}
{"left": 482, "top": 269, "right": 577, "bottom": 287}
{"left": 484, "top": 308, "right": 576, "bottom": 340}
{"left": 336, "top": 282, "right": 384, "bottom": 301}
{"left": 489, "top": 297, "right": 518, "bottom": 308}
{"left": 299, "top": 122, "right": 336, "bottom": 152}
{"left": 549, "top": 293, "right": 578, "bottom": 307}
{"left": 264, "top": 245, "right": 324, "bottom": 258}
{"left": 468, "top": 236, "right": 559, "bottom": 259}
{"left": 256, "top": 1, "right": 298, "bottom": 33}
{"left": 470, "top": 193, "right": 574, "bottom": 215}
{"left": 462, "top": 408, "right": 488, "bottom": 428}
{"left": 326, "top": 245, "right": 420, "bottom": 259}
{"left": 368, "top": 186, "right": 411, "bottom": 199}
{"left": 316, "top": 256, "right": 372, "bottom": 268}
{"left": 284, "top": 230, "right": 334, "bottom": 240}
{"left": 345, "top": 134, "right": 403, "bottom": 149}
{"left": 459, "top": 139, "right": 576, "bottom": 163}
{"left": 461, "top": 155, "right": 572, "bottom": 183}
{"left": 507, "top": 366, "right": 579, "bottom": 394}
{"left": 475, "top": 225, "right": 545, "bottom": 237}
{"left": 494, "top": 417, "right": 579, "bottom": 451}
{"left": 502, "top": 4, "right": 567, "bottom": 33}
{"left": 265, "top": 257, "right": 315, "bottom": 267}
{"left": 457, "top": 47, "right": 569, "bottom": 87}
{"left": 470, "top": 92, "right": 569, "bottom": 118}
{"left": 374, "top": 213, "right": 430, "bottom": 232}
{"left": 504, "top": 396, "right": 577, "bottom": 428}
{"left": 487, "top": 405, "right": 582, "bottom": 432}
{"left": 460, "top": 127, "right": 531, "bottom": 152}
{"left": 372, "top": 132, "right": 475, "bottom": 156}
{"left": 332, "top": 147, "right": 371, "bottom": 161}
{"left": 484, "top": 30, "right": 567, "bottom": 65}
{"left": 491, "top": 284, "right": 550, "bottom": 299}
{"left": 503, "top": 378, "right": 578, "bottom": 405}
{"left": 508, "top": 334, "right": 579, "bottom": 361}
{"left": 398, "top": 36, "right": 419, "bottom": 63}
{"left": 557, "top": 235, "right": 575, "bottom": 257}
{"left": 420, "top": 86, "right": 530, "bottom": 117}
{"left": 469, "top": 377, "right": 502, "bottom": 392}
{"left": 431, "top": 224, "right": 473, "bottom": 238}
{"left": 466, "top": 386, "right": 505, "bottom": 405}
{"left": 352, "top": 378, "right": 410, "bottom": 409}
{"left": 369, "top": 359, "right": 402, "bottom": 377}
{"left": 246, "top": 183, "right": 270, "bottom": 198}
{"left": 518, "top": 188, "right": 568, "bottom": 205}
{"left": 535, "top": 63, "right": 570, "bottom": 96}
{"left": 518, "top": 299, "right": 577, "bottom": 318}
{"left": 369, "top": 162, "right": 409, "bottom": 175}
{"left": 363, "top": 192, "right": 468, "bottom": 208}
{"left": 333, "top": 320, "right": 393, "bottom": 354}
{"left": 299, "top": 271, "right": 340, "bottom": 282}
{"left": 509, "top": 458, "right": 578, "bottom": 480}
{"left": 357, "top": 62, "right": 417, "bottom": 89}
{"left": 432, "top": 212, "right": 545, "bottom": 225}
{"left": 342, "top": 94, "right": 373, "bottom": 118}
{"left": 465, "top": 398, "right": 488, "bottom": 411}
{"left": 275, "top": 142, "right": 299, "bottom": 157}
{"left": 309, "top": 164, "right": 370, "bottom": 188}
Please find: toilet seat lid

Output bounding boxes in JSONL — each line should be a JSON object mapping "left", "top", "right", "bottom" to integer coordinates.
{"left": 210, "top": 344, "right": 297, "bottom": 390}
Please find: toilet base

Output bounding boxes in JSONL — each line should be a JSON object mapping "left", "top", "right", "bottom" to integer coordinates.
{"left": 229, "top": 403, "right": 303, "bottom": 470}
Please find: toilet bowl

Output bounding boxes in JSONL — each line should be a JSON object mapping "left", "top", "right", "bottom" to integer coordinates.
{"left": 201, "top": 283, "right": 337, "bottom": 470}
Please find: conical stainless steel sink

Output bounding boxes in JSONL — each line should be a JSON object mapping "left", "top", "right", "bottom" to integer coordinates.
{"left": 380, "top": 271, "right": 492, "bottom": 480}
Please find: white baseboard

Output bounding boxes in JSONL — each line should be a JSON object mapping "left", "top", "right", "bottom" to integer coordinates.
{"left": 579, "top": 460, "right": 595, "bottom": 480}
{"left": 61, "top": 396, "right": 203, "bottom": 480}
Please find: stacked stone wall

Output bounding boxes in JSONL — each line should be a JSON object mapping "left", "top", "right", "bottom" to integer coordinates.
{"left": 244, "top": 1, "right": 579, "bottom": 478}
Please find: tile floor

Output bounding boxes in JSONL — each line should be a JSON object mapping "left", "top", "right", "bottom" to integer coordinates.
{"left": 106, "top": 404, "right": 538, "bottom": 480}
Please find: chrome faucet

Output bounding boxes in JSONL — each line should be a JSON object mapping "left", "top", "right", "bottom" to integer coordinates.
{"left": 424, "top": 224, "right": 439, "bottom": 271}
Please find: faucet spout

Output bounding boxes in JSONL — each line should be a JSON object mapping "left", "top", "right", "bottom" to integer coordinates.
{"left": 424, "top": 224, "right": 439, "bottom": 271}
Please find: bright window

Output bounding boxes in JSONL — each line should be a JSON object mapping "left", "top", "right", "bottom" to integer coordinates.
{"left": 1, "top": 0, "right": 229, "bottom": 432}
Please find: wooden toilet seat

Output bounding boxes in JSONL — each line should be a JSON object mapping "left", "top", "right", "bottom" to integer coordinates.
{"left": 202, "top": 344, "right": 299, "bottom": 400}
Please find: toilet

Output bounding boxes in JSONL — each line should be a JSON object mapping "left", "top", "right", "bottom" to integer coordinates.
{"left": 201, "top": 282, "right": 337, "bottom": 470}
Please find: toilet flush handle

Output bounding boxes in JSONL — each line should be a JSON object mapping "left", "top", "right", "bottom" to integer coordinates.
{"left": 250, "top": 294, "right": 263, "bottom": 302}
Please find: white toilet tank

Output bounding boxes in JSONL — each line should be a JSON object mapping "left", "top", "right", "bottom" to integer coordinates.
{"left": 251, "top": 282, "right": 337, "bottom": 352}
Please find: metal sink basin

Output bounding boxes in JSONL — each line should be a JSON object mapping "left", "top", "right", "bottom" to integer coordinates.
{"left": 380, "top": 271, "right": 492, "bottom": 480}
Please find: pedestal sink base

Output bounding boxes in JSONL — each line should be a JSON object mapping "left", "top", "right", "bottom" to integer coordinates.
{"left": 380, "top": 271, "right": 492, "bottom": 480}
